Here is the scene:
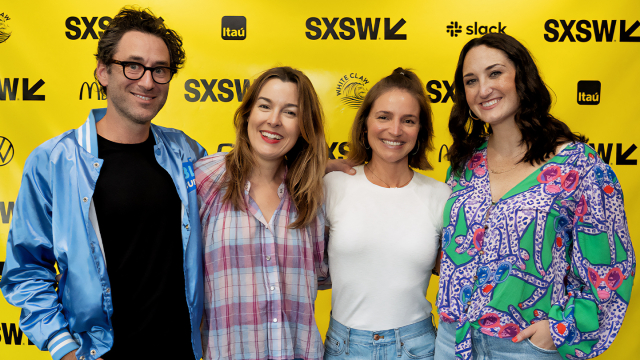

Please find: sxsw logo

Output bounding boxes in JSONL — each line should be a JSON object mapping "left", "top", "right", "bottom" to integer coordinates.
{"left": 1, "top": 78, "right": 45, "bottom": 101}
{"left": 577, "top": 81, "right": 600, "bottom": 105}
{"left": 1, "top": 201, "right": 13, "bottom": 223}
{"left": 65, "top": 16, "right": 112, "bottom": 40}
{"left": 0, "top": 323, "right": 36, "bottom": 345}
{"left": 184, "top": 79, "right": 251, "bottom": 102}
{"left": 426, "top": 80, "right": 454, "bottom": 103}
{"left": 305, "top": 17, "right": 406, "bottom": 40}
{"left": 79, "top": 81, "right": 106, "bottom": 100}
{"left": 446, "top": 21, "right": 506, "bottom": 37}
{"left": 544, "top": 20, "right": 640, "bottom": 42}
{"left": 0, "top": 137, "right": 14, "bottom": 166}
{"left": 222, "top": 16, "right": 246, "bottom": 40}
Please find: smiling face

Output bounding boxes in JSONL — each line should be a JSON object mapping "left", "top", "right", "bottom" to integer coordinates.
{"left": 96, "top": 30, "right": 170, "bottom": 125}
{"left": 366, "top": 88, "right": 420, "bottom": 166}
{"left": 463, "top": 45, "right": 520, "bottom": 127}
{"left": 247, "top": 78, "right": 301, "bottom": 165}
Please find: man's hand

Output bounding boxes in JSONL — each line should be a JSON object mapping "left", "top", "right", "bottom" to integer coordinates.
{"left": 61, "top": 350, "right": 103, "bottom": 360}
{"left": 511, "top": 320, "right": 557, "bottom": 350}
{"left": 325, "top": 159, "right": 356, "bottom": 175}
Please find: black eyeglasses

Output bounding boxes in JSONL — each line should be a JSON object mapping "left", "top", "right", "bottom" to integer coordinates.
{"left": 110, "top": 60, "right": 177, "bottom": 84}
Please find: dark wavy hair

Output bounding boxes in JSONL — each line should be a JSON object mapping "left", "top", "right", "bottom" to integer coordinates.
{"left": 94, "top": 6, "right": 186, "bottom": 96}
{"left": 348, "top": 67, "right": 434, "bottom": 170}
{"left": 447, "top": 33, "right": 587, "bottom": 175}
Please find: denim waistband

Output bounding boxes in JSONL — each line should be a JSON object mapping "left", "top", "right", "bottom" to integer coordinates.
{"left": 328, "top": 315, "right": 435, "bottom": 345}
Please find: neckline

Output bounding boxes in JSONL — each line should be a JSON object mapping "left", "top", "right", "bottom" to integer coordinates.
{"left": 358, "top": 164, "right": 415, "bottom": 190}
{"left": 485, "top": 142, "right": 573, "bottom": 204}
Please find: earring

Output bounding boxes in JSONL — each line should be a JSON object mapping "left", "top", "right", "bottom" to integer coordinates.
{"left": 469, "top": 109, "right": 480, "bottom": 120}
{"left": 411, "top": 140, "right": 421, "bottom": 156}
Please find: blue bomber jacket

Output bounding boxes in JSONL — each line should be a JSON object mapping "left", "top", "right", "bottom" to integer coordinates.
{"left": 0, "top": 109, "right": 207, "bottom": 360}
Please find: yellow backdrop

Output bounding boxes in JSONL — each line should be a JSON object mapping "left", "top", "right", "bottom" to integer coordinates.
{"left": 1, "top": 0, "right": 638, "bottom": 358}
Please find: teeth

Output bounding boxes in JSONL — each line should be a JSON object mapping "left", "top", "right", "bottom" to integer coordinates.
{"left": 261, "top": 131, "right": 283, "bottom": 140}
{"left": 483, "top": 99, "right": 499, "bottom": 107}
{"left": 382, "top": 140, "right": 403, "bottom": 146}
{"left": 134, "top": 94, "right": 152, "bottom": 100}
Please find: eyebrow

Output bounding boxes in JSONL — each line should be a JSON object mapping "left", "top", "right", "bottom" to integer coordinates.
{"left": 463, "top": 63, "right": 506, "bottom": 78}
{"left": 124, "top": 55, "right": 170, "bottom": 66}
{"left": 257, "top": 97, "right": 298, "bottom": 108}
{"left": 375, "top": 110, "right": 417, "bottom": 117}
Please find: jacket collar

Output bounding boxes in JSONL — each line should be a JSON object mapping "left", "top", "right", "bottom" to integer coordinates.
{"left": 75, "top": 108, "right": 163, "bottom": 157}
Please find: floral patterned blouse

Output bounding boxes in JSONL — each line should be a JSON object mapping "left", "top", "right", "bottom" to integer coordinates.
{"left": 437, "top": 142, "right": 635, "bottom": 360}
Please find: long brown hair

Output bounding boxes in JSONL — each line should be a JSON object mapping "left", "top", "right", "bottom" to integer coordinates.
{"left": 223, "top": 66, "right": 327, "bottom": 229}
{"left": 447, "top": 33, "right": 587, "bottom": 175}
{"left": 348, "top": 67, "right": 434, "bottom": 170}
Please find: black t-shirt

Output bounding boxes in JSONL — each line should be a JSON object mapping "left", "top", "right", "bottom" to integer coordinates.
{"left": 93, "top": 132, "right": 193, "bottom": 359}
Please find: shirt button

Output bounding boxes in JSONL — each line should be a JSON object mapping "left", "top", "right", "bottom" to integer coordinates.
{"left": 270, "top": 286, "right": 275, "bottom": 291}
{"left": 83, "top": 197, "right": 88, "bottom": 203}
{"left": 79, "top": 357, "right": 85, "bottom": 360}
{"left": 185, "top": 224, "right": 190, "bottom": 230}
{"left": 467, "top": 301, "right": 471, "bottom": 305}
{"left": 479, "top": 251, "right": 484, "bottom": 255}
{"left": 484, "top": 225, "right": 488, "bottom": 229}
{"left": 273, "top": 318, "right": 278, "bottom": 323}
{"left": 93, "top": 162, "right": 100, "bottom": 169}
{"left": 266, "top": 256, "right": 271, "bottom": 261}
{"left": 473, "top": 276, "right": 478, "bottom": 280}
{"left": 106, "top": 288, "right": 110, "bottom": 294}
{"left": 90, "top": 350, "right": 97, "bottom": 355}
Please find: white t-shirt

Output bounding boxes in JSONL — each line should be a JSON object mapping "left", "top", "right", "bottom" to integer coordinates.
{"left": 324, "top": 165, "right": 451, "bottom": 330}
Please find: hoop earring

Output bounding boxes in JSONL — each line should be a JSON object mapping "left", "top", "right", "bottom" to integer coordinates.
{"left": 469, "top": 109, "right": 480, "bottom": 120}
{"left": 411, "top": 140, "right": 420, "bottom": 156}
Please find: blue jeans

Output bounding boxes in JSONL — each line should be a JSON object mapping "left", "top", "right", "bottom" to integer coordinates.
{"left": 324, "top": 316, "right": 436, "bottom": 360}
{"left": 434, "top": 320, "right": 562, "bottom": 359}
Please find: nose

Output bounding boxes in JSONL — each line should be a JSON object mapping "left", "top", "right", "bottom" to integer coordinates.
{"left": 388, "top": 118, "right": 403, "bottom": 136}
{"left": 479, "top": 78, "right": 493, "bottom": 98}
{"left": 138, "top": 69, "right": 155, "bottom": 90}
{"left": 266, "top": 109, "right": 282, "bottom": 127}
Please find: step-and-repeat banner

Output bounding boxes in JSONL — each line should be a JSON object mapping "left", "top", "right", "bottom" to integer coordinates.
{"left": 1, "top": 0, "right": 638, "bottom": 358}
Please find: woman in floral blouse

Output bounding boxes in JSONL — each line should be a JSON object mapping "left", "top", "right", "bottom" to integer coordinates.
{"left": 434, "top": 33, "right": 635, "bottom": 360}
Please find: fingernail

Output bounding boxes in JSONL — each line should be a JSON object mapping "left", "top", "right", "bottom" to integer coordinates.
{"left": 512, "top": 336, "right": 518, "bottom": 342}
{"left": 349, "top": 169, "right": 356, "bottom": 175}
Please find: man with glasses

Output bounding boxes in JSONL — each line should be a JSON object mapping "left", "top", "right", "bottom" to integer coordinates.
{"left": 0, "top": 7, "right": 206, "bottom": 360}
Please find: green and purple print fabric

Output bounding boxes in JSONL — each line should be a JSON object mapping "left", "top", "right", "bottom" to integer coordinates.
{"left": 437, "top": 142, "right": 635, "bottom": 360}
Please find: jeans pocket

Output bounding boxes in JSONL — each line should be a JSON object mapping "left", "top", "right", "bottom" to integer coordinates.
{"left": 324, "top": 333, "right": 346, "bottom": 357}
{"left": 402, "top": 330, "right": 436, "bottom": 359}
{"left": 526, "top": 338, "right": 559, "bottom": 355}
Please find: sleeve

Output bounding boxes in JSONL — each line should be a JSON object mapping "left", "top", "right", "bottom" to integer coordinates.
{"left": 0, "top": 148, "right": 80, "bottom": 360}
{"left": 547, "top": 156, "right": 635, "bottom": 359}
{"left": 314, "top": 205, "right": 331, "bottom": 290}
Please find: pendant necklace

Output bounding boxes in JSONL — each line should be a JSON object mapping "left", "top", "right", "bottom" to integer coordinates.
{"left": 366, "top": 164, "right": 413, "bottom": 189}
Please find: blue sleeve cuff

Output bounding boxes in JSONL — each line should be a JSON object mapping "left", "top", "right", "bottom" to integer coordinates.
{"left": 48, "top": 330, "right": 80, "bottom": 360}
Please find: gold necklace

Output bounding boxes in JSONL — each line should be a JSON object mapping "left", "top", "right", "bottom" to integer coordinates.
{"left": 366, "top": 164, "right": 413, "bottom": 188}
{"left": 487, "top": 147, "right": 526, "bottom": 175}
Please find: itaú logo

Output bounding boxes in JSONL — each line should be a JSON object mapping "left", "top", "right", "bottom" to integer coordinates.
{"left": 0, "top": 136, "right": 14, "bottom": 166}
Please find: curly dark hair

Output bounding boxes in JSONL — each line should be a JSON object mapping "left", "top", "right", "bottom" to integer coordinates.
{"left": 94, "top": 6, "right": 185, "bottom": 96}
{"left": 447, "top": 33, "right": 587, "bottom": 175}
{"left": 348, "top": 67, "right": 435, "bottom": 170}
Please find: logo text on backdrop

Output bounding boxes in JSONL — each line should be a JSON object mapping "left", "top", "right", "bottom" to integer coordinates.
{"left": 426, "top": 80, "right": 454, "bottom": 103}
{"left": 0, "top": 137, "right": 15, "bottom": 166}
{"left": 336, "top": 73, "right": 369, "bottom": 109}
{"left": 306, "top": 18, "right": 406, "bottom": 40}
{"left": 65, "top": 16, "right": 112, "bottom": 40}
{"left": 80, "top": 81, "right": 106, "bottom": 100}
{"left": 184, "top": 79, "right": 251, "bottom": 102}
{"left": 222, "top": 16, "right": 246, "bottom": 40}
{"left": 1, "top": 201, "right": 14, "bottom": 223}
{"left": 1, "top": 78, "right": 45, "bottom": 101}
{"left": 0, "top": 12, "right": 11, "bottom": 44}
{"left": 446, "top": 21, "right": 506, "bottom": 37}
{"left": 577, "top": 81, "right": 601, "bottom": 105}
{"left": 544, "top": 20, "right": 640, "bottom": 42}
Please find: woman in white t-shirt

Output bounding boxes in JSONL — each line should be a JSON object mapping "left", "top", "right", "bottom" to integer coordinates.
{"left": 323, "top": 68, "right": 451, "bottom": 360}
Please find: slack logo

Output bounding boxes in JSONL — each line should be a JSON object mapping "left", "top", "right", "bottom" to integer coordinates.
{"left": 222, "top": 16, "right": 246, "bottom": 40}
{"left": 0, "top": 78, "right": 45, "bottom": 101}
{"left": 577, "top": 81, "right": 601, "bottom": 105}
{"left": 446, "top": 21, "right": 506, "bottom": 37}
{"left": 65, "top": 16, "right": 111, "bottom": 40}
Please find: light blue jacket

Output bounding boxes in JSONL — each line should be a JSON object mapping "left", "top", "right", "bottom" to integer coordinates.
{"left": 0, "top": 109, "right": 207, "bottom": 360}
